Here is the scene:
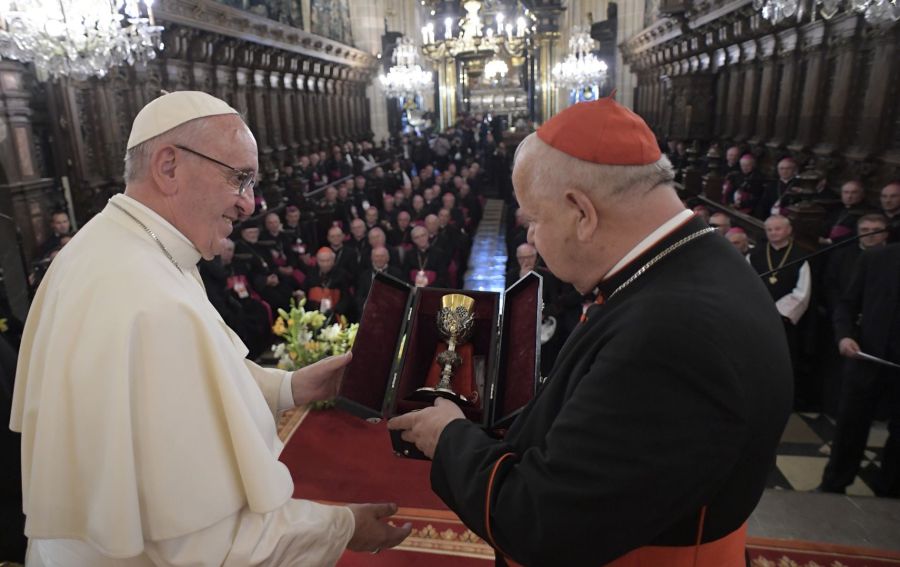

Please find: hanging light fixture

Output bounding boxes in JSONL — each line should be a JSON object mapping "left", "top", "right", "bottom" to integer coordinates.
{"left": 552, "top": 28, "right": 607, "bottom": 91}
{"left": 379, "top": 36, "right": 433, "bottom": 99}
{"left": 421, "top": 0, "right": 534, "bottom": 62}
{"left": 0, "top": 0, "right": 164, "bottom": 81}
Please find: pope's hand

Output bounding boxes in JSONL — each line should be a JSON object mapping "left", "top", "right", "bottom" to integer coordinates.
{"left": 291, "top": 352, "right": 351, "bottom": 407}
{"left": 386, "top": 398, "right": 465, "bottom": 459}
{"left": 346, "top": 503, "right": 412, "bottom": 553}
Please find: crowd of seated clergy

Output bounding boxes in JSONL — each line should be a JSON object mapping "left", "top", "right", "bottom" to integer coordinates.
{"left": 198, "top": 127, "right": 492, "bottom": 360}
{"left": 666, "top": 139, "right": 899, "bottom": 414}
{"left": 27, "top": 123, "right": 499, "bottom": 363}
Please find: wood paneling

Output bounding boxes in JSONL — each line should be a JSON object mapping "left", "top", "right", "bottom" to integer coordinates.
{"left": 1, "top": 0, "right": 376, "bottom": 259}
{"left": 622, "top": 4, "right": 900, "bottom": 195}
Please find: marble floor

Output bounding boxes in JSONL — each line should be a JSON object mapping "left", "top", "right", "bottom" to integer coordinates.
{"left": 461, "top": 198, "right": 900, "bottom": 551}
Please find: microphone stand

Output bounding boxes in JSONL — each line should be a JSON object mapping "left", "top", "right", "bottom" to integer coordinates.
{"left": 758, "top": 220, "right": 898, "bottom": 278}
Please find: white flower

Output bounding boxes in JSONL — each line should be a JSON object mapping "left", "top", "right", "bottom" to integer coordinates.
{"left": 319, "top": 324, "right": 342, "bottom": 342}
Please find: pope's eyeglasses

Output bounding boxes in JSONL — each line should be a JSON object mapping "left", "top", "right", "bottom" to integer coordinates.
{"left": 174, "top": 144, "right": 256, "bottom": 196}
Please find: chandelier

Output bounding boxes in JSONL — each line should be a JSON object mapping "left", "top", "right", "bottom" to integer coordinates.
{"left": 379, "top": 36, "right": 433, "bottom": 99}
{"left": 0, "top": 0, "right": 164, "bottom": 81}
{"left": 421, "top": 0, "right": 535, "bottom": 62}
{"left": 552, "top": 28, "right": 608, "bottom": 91}
{"left": 754, "top": 0, "right": 898, "bottom": 25}
{"left": 484, "top": 57, "right": 508, "bottom": 82}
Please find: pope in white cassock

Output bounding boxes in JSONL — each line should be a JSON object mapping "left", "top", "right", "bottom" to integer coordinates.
{"left": 9, "top": 91, "right": 411, "bottom": 566}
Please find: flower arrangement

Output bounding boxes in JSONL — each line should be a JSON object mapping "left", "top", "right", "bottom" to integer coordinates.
{"left": 271, "top": 300, "right": 358, "bottom": 408}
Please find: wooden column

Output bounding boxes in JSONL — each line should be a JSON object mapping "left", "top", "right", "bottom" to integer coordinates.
{"left": 323, "top": 77, "right": 337, "bottom": 146}
{"left": 282, "top": 67, "right": 299, "bottom": 160}
{"left": 712, "top": 48, "right": 728, "bottom": 138}
{"left": 769, "top": 29, "right": 798, "bottom": 149}
{"left": 294, "top": 70, "right": 310, "bottom": 155}
{"left": 247, "top": 47, "right": 275, "bottom": 171}
{"left": 751, "top": 35, "right": 778, "bottom": 145}
{"left": 847, "top": 26, "right": 898, "bottom": 159}
{"left": 267, "top": 52, "right": 287, "bottom": 168}
{"left": 790, "top": 20, "right": 826, "bottom": 151}
{"left": 816, "top": 15, "right": 860, "bottom": 156}
{"left": 0, "top": 61, "right": 57, "bottom": 257}
{"left": 211, "top": 40, "right": 236, "bottom": 107}
{"left": 306, "top": 74, "right": 321, "bottom": 150}
{"left": 720, "top": 45, "right": 740, "bottom": 140}
{"left": 736, "top": 39, "right": 760, "bottom": 141}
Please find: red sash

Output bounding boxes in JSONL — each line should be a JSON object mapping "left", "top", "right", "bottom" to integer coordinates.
{"left": 308, "top": 287, "right": 340, "bottom": 305}
{"left": 499, "top": 522, "right": 746, "bottom": 567}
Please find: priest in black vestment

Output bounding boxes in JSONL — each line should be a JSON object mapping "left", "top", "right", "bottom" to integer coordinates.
{"left": 749, "top": 215, "right": 812, "bottom": 408}
{"left": 389, "top": 96, "right": 792, "bottom": 567}
{"left": 820, "top": 243, "right": 900, "bottom": 497}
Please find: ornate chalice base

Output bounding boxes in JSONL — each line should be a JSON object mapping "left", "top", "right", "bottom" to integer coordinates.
{"left": 409, "top": 385, "right": 472, "bottom": 405}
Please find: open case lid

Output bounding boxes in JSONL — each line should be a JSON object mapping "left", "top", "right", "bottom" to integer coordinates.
{"left": 336, "top": 272, "right": 414, "bottom": 422}
{"left": 490, "top": 270, "right": 543, "bottom": 430}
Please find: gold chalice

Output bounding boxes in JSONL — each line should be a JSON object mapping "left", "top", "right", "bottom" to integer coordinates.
{"left": 413, "top": 293, "right": 476, "bottom": 405}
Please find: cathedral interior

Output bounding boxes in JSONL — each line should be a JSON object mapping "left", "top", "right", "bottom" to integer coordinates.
{"left": 1, "top": 0, "right": 899, "bottom": 564}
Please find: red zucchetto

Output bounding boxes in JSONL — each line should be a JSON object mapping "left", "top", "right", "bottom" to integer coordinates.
{"left": 536, "top": 92, "right": 661, "bottom": 166}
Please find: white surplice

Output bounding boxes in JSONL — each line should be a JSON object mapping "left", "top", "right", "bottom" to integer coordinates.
{"left": 10, "top": 194, "right": 354, "bottom": 566}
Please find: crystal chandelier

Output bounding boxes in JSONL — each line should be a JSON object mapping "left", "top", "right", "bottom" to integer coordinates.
{"left": 379, "top": 36, "right": 433, "bottom": 99}
{"left": 484, "top": 57, "right": 508, "bottom": 82}
{"left": 0, "top": 0, "right": 164, "bottom": 81}
{"left": 421, "top": 0, "right": 534, "bottom": 62}
{"left": 754, "top": 0, "right": 899, "bottom": 25}
{"left": 552, "top": 28, "right": 608, "bottom": 91}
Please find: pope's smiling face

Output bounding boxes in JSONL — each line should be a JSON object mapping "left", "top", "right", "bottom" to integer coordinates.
{"left": 174, "top": 115, "right": 258, "bottom": 260}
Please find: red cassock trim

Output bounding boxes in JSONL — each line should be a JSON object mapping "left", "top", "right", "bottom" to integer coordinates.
{"left": 484, "top": 452, "right": 517, "bottom": 557}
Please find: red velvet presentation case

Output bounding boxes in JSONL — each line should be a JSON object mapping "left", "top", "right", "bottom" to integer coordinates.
{"left": 336, "top": 271, "right": 543, "bottom": 459}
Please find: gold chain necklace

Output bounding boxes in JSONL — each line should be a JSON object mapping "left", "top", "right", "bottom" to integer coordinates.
{"left": 765, "top": 239, "right": 793, "bottom": 285}
{"left": 109, "top": 200, "right": 184, "bottom": 275}
{"left": 606, "top": 227, "right": 716, "bottom": 302}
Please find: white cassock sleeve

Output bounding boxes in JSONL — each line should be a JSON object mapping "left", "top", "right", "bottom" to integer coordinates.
{"left": 243, "top": 360, "right": 296, "bottom": 416}
{"left": 143, "top": 499, "right": 354, "bottom": 567}
{"left": 775, "top": 261, "right": 811, "bottom": 325}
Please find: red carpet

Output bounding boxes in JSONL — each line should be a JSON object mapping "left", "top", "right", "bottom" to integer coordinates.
{"left": 748, "top": 538, "right": 900, "bottom": 566}
{"left": 280, "top": 409, "right": 900, "bottom": 566}
{"left": 280, "top": 409, "right": 492, "bottom": 564}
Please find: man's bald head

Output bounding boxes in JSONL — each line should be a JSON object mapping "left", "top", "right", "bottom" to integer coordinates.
{"left": 327, "top": 226, "right": 344, "bottom": 247}
{"left": 881, "top": 182, "right": 900, "bottom": 215}
{"left": 709, "top": 212, "right": 731, "bottom": 235}
{"left": 316, "top": 247, "right": 336, "bottom": 273}
{"left": 371, "top": 246, "right": 390, "bottom": 270}
{"left": 726, "top": 231, "right": 749, "bottom": 255}
{"left": 516, "top": 243, "right": 538, "bottom": 272}
{"left": 350, "top": 218, "right": 366, "bottom": 239}
{"left": 411, "top": 225, "right": 429, "bottom": 250}
{"left": 764, "top": 215, "right": 792, "bottom": 247}
{"left": 368, "top": 227, "right": 386, "bottom": 247}
{"left": 425, "top": 214, "right": 439, "bottom": 235}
